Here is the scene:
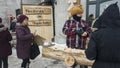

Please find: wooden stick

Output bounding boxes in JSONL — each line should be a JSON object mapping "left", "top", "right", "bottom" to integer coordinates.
{"left": 77, "top": 0, "right": 81, "bottom": 5}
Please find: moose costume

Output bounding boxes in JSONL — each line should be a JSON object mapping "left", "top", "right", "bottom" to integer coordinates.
{"left": 63, "top": 5, "right": 90, "bottom": 68}
{"left": 62, "top": 5, "right": 90, "bottom": 49}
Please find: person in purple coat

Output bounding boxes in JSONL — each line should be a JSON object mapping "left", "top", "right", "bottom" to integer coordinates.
{"left": 0, "top": 17, "right": 12, "bottom": 68}
{"left": 16, "top": 14, "right": 34, "bottom": 68}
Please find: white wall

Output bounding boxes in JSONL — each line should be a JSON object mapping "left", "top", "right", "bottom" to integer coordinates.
{"left": 0, "top": 0, "right": 41, "bottom": 27}
{"left": 0, "top": 0, "right": 21, "bottom": 26}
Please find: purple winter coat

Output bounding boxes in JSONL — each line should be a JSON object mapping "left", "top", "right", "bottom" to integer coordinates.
{"left": 0, "top": 25, "right": 12, "bottom": 57}
{"left": 16, "top": 25, "right": 33, "bottom": 59}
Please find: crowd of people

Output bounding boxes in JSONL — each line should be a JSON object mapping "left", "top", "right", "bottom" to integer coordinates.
{"left": 63, "top": 2, "right": 120, "bottom": 68}
{"left": 0, "top": 14, "right": 35, "bottom": 68}
{"left": 0, "top": 2, "right": 120, "bottom": 68}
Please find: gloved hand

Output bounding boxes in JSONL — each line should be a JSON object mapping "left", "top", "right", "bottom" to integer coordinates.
{"left": 76, "top": 29, "right": 84, "bottom": 36}
{"left": 82, "top": 32, "right": 87, "bottom": 36}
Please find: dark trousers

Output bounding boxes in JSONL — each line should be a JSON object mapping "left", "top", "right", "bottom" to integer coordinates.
{"left": 0, "top": 57, "right": 8, "bottom": 68}
{"left": 72, "top": 64, "right": 88, "bottom": 68}
{"left": 21, "top": 58, "right": 30, "bottom": 68}
{"left": 80, "top": 65, "right": 88, "bottom": 68}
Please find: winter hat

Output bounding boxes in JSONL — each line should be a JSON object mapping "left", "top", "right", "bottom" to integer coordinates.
{"left": 17, "top": 14, "right": 28, "bottom": 23}
{"left": 69, "top": 5, "right": 84, "bottom": 19}
{"left": 0, "top": 17, "right": 2, "bottom": 23}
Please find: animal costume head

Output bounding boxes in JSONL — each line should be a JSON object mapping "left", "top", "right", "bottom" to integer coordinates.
{"left": 69, "top": 5, "right": 84, "bottom": 19}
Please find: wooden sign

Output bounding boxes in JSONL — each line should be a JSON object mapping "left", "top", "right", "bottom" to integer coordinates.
{"left": 22, "top": 5, "right": 54, "bottom": 42}
{"left": 22, "top": 5, "right": 53, "bottom": 26}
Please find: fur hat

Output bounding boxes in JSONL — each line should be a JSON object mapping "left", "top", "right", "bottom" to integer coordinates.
{"left": 17, "top": 14, "right": 28, "bottom": 23}
{"left": 69, "top": 5, "right": 84, "bottom": 19}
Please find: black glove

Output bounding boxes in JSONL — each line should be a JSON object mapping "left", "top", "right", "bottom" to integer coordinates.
{"left": 76, "top": 29, "right": 84, "bottom": 36}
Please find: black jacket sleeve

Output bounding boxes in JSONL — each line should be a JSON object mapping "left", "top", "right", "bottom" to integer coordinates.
{"left": 85, "top": 34, "right": 97, "bottom": 60}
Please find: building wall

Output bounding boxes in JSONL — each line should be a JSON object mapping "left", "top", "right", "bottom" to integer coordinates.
{"left": 0, "top": 0, "right": 21, "bottom": 26}
{"left": 0, "top": 0, "right": 41, "bottom": 27}
{"left": 22, "top": 0, "right": 41, "bottom": 4}
{"left": 0, "top": 0, "right": 120, "bottom": 44}
{"left": 89, "top": 0, "right": 120, "bottom": 18}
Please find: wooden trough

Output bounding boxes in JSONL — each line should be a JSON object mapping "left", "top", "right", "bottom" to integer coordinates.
{"left": 42, "top": 45, "right": 94, "bottom": 66}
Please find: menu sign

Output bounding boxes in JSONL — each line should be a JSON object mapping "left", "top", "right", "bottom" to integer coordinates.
{"left": 22, "top": 5, "right": 53, "bottom": 26}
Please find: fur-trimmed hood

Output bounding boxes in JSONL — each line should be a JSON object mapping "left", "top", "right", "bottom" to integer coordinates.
{"left": 0, "top": 24, "right": 7, "bottom": 32}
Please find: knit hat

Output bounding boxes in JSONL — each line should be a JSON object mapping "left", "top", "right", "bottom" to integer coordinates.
{"left": 69, "top": 5, "right": 84, "bottom": 19}
{"left": 0, "top": 17, "right": 2, "bottom": 23}
{"left": 17, "top": 14, "right": 28, "bottom": 23}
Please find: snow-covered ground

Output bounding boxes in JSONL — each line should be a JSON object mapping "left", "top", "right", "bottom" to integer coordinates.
{"left": 8, "top": 48, "right": 67, "bottom": 68}
{"left": 8, "top": 44, "right": 91, "bottom": 68}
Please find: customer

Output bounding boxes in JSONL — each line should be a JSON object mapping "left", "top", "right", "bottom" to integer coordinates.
{"left": 0, "top": 17, "right": 12, "bottom": 68}
{"left": 88, "top": 14, "right": 95, "bottom": 27}
{"left": 85, "top": 2, "right": 120, "bottom": 68}
{"left": 16, "top": 14, "right": 33, "bottom": 68}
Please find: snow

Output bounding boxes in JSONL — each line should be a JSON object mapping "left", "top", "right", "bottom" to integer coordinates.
{"left": 8, "top": 47, "right": 67, "bottom": 68}
{"left": 8, "top": 44, "right": 91, "bottom": 68}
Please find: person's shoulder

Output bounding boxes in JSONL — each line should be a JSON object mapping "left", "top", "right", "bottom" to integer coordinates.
{"left": 65, "top": 19, "right": 73, "bottom": 25}
{"left": 92, "top": 29, "right": 105, "bottom": 39}
{"left": 65, "top": 19, "right": 71, "bottom": 22}
{"left": 0, "top": 24, "right": 4, "bottom": 28}
{"left": 82, "top": 19, "right": 86, "bottom": 22}
{"left": 81, "top": 19, "right": 87, "bottom": 24}
{"left": 16, "top": 24, "right": 24, "bottom": 30}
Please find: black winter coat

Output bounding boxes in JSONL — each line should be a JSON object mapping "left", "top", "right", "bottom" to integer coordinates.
{"left": 85, "top": 2, "right": 120, "bottom": 68}
{"left": 0, "top": 24, "right": 12, "bottom": 57}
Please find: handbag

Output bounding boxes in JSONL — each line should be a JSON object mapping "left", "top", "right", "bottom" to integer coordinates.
{"left": 30, "top": 42, "right": 40, "bottom": 60}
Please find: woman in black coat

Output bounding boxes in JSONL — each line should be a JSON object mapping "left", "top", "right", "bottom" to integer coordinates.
{"left": 85, "top": 2, "right": 120, "bottom": 68}
{"left": 0, "top": 17, "right": 12, "bottom": 68}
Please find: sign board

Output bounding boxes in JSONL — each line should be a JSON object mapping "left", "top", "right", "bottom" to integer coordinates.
{"left": 22, "top": 5, "right": 53, "bottom": 42}
{"left": 22, "top": 5, "right": 53, "bottom": 26}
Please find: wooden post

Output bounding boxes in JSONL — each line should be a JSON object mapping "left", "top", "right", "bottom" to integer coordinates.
{"left": 77, "top": 0, "right": 81, "bottom": 5}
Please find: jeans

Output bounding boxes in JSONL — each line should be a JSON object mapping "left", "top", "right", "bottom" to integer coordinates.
{"left": 0, "top": 57, "right": 8, "bottom": 68}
